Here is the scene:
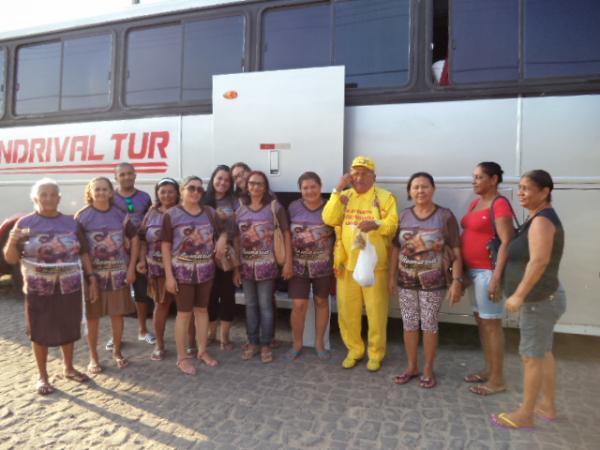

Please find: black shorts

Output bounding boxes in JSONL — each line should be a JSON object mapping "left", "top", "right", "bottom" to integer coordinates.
{"left": 133, "top": 272, "right": 153, "bottom": 304}
{"left": 288, "top": 276, "right": 331, "bottom": 300}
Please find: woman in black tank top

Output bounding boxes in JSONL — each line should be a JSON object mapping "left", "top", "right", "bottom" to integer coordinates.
{"left": 492, "top": 170, "right": 566, "bottom": 430}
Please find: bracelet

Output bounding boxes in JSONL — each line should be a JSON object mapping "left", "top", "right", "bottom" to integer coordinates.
{"left": 452, "top": 277, "right": 464, "bottom": 284}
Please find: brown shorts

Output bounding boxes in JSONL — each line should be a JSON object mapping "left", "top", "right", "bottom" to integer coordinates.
{"left": 148, "top": 277, "right": 175, "bottom": 305}
{"left": 86, "top": 287, "right": 136, "bottom": 320}
{"left": 175, "top": 280, "right": 214, "bottom": 312}
{"left": 288, "top": 275, "right": 331, "bottom": 300}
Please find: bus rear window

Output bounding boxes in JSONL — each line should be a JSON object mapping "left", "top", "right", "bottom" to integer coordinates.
{"left": 261, "top": 0, "right": 411, "bottom": 89}
{"left": 16, "top": 35, "right": 112, "bottom": 115}
{"left": 524, "top": 0, "right": 600, "bottom": 79}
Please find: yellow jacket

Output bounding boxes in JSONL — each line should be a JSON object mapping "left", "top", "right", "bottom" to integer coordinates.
{"left": 323, "top": 186, "right": 398, "bottom": 272}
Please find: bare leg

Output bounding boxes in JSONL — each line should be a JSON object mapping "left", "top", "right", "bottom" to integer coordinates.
{"left": 480, "top": 318, "right": 505, "bottom": 388}
{"left": 32, "top": 342, "right": 49, "bottom": 383}
{"left": 314, "top": 296, "right": 330, "bottom": 353}
{"left": 536, "top": 352, "right": 557, "bottom": 419}
{"left": 86, "top": 318, "right": 100, "bottom": 367}
{"left": 153, "top": 301, "right": 171, "bottom": 352}
{"left": 220, "top": 321, "right": 232, "bottom": 345}
{"left": 208, "top": 320, "right": 218, "bottom": 342}
{"left": 290, "top": 299, "right": 309, "bottom": 352}
{"left": 471, "top": 313, "right": 491, "bottom": 380}
{"left": 422, "top": 331, "right": 438, "bottom": 379}
{"left": 110, "top": 315, "right": 126, "bottom": 366}
{"left": 136, "top": 302, "right": 149, "bottom": 336}
{"left": 175, "top": 311, "right": 192, "bottom": 361}
{"left": 195, "top": 307, "right": 217, "bottom": 365}
{"left": 61, "top": 343, "right": 75, "bottom": 372}
{"left": 188, "top": 315, "right": 196, "bottom": 349}
{"left": 403, "top": 330, "right": 420, "bottom": 375}
{"left": 502, "top": 356, "right": 543, "bottom": 426}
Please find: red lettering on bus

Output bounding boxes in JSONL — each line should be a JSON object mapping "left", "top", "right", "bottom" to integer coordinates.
{"left": 148, "top": 131, "right": 169, "bottom": 159}
{"left": 54, "top": 137, "right": 70, "bottom": 162}
{"left": 111, "top": 133, "right": 128, "bottom": 160}
{"left": 15, "top": 140, "right": 29, "bottom": 164}
{"left": 31, "top": 138, "right": 45, "bottom": 163}
{"left": 128, "top": 132, "right": 148, "bottom": 160}
{"left": 88, "top": 136, "right": 103, "bottom": 161}
{"left": 0, "top": 140, "right": 13, "bottom": 163}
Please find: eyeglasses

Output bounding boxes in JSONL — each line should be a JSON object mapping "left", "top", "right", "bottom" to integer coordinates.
{"left": 248, "top": 181, "right": 265, "bottom": 187}
{"left": 186, "top": 185, "right": 203, "bottom": 193}
{"left": 125, "top": 197, "right": 135, "bottom": 213}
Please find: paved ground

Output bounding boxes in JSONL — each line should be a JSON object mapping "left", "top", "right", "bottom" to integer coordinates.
{"left": 1, "top": 281, "right": 600, "bottom": 450}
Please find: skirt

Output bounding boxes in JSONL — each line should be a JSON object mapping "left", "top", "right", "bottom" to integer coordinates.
{"left": 25, "top": 290, "right": 82, "bottom": 347}
{"left": 86, "top": 287, "right": 136, "bottom": 320}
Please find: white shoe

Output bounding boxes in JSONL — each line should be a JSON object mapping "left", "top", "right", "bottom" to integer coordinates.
{"left": 138, "top": 332, "right": 156, "bottom": 345}
{"left": 105, "top": 338, "right": 114, "bottom": 351}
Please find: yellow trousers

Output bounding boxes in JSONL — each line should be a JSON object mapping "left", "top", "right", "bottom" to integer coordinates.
{"left": 336, "top": 269, "right": 389, "bottom": 363}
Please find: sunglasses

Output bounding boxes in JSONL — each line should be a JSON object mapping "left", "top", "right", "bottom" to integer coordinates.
{"left": 125, "top": 197, "right": 135, "bottom": 213}
{"left": 186, "top": 185, "right": 203, "bottom": 193}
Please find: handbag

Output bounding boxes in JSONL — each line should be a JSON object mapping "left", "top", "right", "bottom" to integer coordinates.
{"left": 487, "top": 195, "right": 519, "bottom": 267}
{"left": 271, "top": 200, "right": 286, "bottom": 266}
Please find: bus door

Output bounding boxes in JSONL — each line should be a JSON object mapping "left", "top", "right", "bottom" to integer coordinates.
{"left": 212, "top": 66, "right": 345, "bottom": 193}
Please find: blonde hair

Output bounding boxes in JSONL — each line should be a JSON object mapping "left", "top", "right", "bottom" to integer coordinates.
{"left": 84, "top": 177, "right": 114, "bottom": 206}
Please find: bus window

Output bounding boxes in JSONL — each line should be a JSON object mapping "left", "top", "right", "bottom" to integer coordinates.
{"left": 61, "top": 34, "right": 112, "bottom": 111}
{"left": 0, "top": 49, "right": 4, "bottom": 116}
{"left": 126, "top": 24, "right": 183, "bottom": 105}
{"left": 450, "top": 0, "right": 519, "bottom": 84}
{"left": 524, "top": 0, "right": 600, "bottom": 79}
{"left": 334, "top": 0, "right": 410, "bottom": 88}
{"left": 182, "top": 16, "right": 245, "bottom": 102}
{"left": 16, "top": 42, "right": 61, "bottom": 115}
{"left": 261, "top": 3, "right": 331, "bottom": 71}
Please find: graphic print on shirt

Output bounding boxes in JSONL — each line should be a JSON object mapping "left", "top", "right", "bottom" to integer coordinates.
{"left": 88, "top": 229, "right": 128, "bottom": 290}
{"left": 238, "top": 220, "right": 278, "bottom": 281}
{"left": 22, "top": 231, "right": 81, "bottom": 296}
{"left": 398, "top": 227, "right": 445, "bottom": 290}
{"left": 172, "top": 222, "right": 215, "bottom": 283}
{"left": 291, "top": 223, "right": 333, "bottom": 278}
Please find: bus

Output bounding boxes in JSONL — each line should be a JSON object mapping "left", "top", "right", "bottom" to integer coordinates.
{"left": 0, "top": 0, "right": 599, "bottom": 335}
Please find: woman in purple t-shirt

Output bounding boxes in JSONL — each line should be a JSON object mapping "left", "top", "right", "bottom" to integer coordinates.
{"left": 286, "top": 172, "right": 334, "bottom": 361}
{"left": 161, "top": 176, "right": 222, "bottom": 376}
{"left": 137, "top": 177, "right": 180, "bottom": 361}
{"left": 234, "top": 171, "right": 292, "bottom": 363}
{"left": 76, "top": 177, "right": 138, "bottom": 373}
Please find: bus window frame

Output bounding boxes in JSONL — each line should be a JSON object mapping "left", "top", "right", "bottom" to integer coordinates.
{"left": 257, "top": 0, "right": 418, "bottom": 98}
{"left": 0, "top": 46, "right": 5, "bottom": 120}
{"left": 120, "top": 9, "right": 250, "bottom": 112}
{"left": 12, "top": 29, "right": 116, "bottom": 120}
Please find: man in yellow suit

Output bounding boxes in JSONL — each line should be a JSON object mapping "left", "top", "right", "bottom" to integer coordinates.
{"left": 323, "top": 156, "right": 398, "bottom": 371}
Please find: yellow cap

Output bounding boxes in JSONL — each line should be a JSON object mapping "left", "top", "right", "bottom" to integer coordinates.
{"left": 351, "top": 155, "right": 375, "bottom": 171}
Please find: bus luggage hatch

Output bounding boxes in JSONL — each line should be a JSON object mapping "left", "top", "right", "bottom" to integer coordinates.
{"left": 212, "top": 66, "right": 345, "bottom": 192}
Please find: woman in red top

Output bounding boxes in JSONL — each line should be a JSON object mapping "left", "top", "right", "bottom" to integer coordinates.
{"left": 461, "top": 162, "right": 515, "bottom": 395}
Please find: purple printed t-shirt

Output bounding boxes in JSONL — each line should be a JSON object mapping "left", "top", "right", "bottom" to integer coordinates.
{"left": 17, "top": 212, "right": 85, "bottom": 296}
{"left": 394, "top": 206, "right": 460, "bottom": 290}
{"left": 76, "top": 206, "right": 135, "bottom": 291}
{"left": 236, "top": 201, "right": 289, "bottom": 281}
{"left": 288, "top": 199, "right": 333, "bottom": 278}
{"left": 114, "top": 190, "right": 152, "bottom": 230}
{"left": 139, "top": 206, "right": 166, "bottom": 278}
{"left": 160, "top": 205, "right": 217, "bottom": 284}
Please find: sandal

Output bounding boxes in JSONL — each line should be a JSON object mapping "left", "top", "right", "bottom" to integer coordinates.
{"left": 419, "top": 375, "right": 437, "bottom": 389}
{"left": 269, "top": 339, "right": 281, "bottom": 349}
{"left": 464, "top": 372, "right": 488, "bottom": 383}
{"left": 176, "top": 357, "right": 197, "bottom": 376}
{"left": 261, "top": 347, "right": 273, "bottom": 364}
{"left": 138, "top": 332, "right": 156, "bottom": 345}
{"left": 87, "top": 362, "right": 103, "bottom": 375}
{"left": 491, "top": 413, "right": 535, "bottom": 431}
{"left": 36, "top": 379, "right": 55, "bottom": 396}
{"left": 64, "top": 369, "right": 90, "bottom": 383}
{"left": 150, "top": 349, "right": 166, "bottom": 361}
{"left": 242, "top": 345, "right": 259, "bottom": 360}
{"left": 316, "top": 349, "right": 331, "bottom": 361}
{"left": 469, "top": 384, "right": 507, "bottom": 396}
{"left": 393, "top": 372, "right": 420, "bottom": 385}
{"left": 284, "top": 347, "right": 302, "bottom": 362}
{"left": 197, "top": 351, "right": 219, "bottom": 367}
{"left": 220, "top": 341, "right": 235, "bottom": 352}
{"left": 114, "top": 355, "right": 129, "bottom": 369}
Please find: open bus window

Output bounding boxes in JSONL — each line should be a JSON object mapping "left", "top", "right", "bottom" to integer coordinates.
{"left": 261, "top": 0, "right": 411, "bottom": 89}
{"left": 524, "top": 0, "right": 600, "bottom": 79}
{"left": 61, "top": 35, "right": 112, "bottom": 111}
{"left": 431, "top": 0, "right": 448, "bottom": 85}
{"left": 15, "top": 35, "right": 112, "bottom": 115}
{"left": 450, "top": 0, "right": 519, "bottom": 84}
{"left": 126, "top": 24, "right": 182, "bottom": 106}
{"left": 16, "top": 42, "right": 61, "bottom": 114}
{"left": 182, "top": 16, "right": 245, "bottom": 102}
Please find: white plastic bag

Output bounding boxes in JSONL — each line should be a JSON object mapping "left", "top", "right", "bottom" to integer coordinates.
{"left": 353, "top": 234, "right": 378, "bottom": 287}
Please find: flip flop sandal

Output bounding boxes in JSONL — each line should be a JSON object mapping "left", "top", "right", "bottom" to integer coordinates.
{"left": 176, "top": 357, "right": 197, "bottom": 376}
{"left": 535, "top": 410, "right": 557, "bottom": 423}
{"left": 197, "top": 351, "right": 219, "bottom": 367}
{"left": 64, "top": 370, "right": 90, "bottom": 383}
{"left": 138, "top": 333, "right": 156, "bottom": 345}
{"left": 491, "top": 413, "right": 535, "bottom": 431}
{"left": 220, "top": 341, "right": 235, "bottom": 352}
{"left": 464, "top": 373, "right": 489, "bottom": 383}
{"left": 242, "top": 345, "right": 259, "bottom": 360}
{"left": 150, "top": 349, "right": 166, "bottom": 361}
{"left": 419, "top": 375, "right": 437, "bottom": 389}
{"left": 284, "top": 348, "right": 302, "bottom": 362}
{"left": 469, "top": 384, "right": 507, "bottom": 396}
{"left": 87, "top": 363, "right": 103, "bottom": 375}
{"left": 261, "top": 348, "right": 273, "bottom": 364}
{"left": 114, "top": 355, "right": 129, "bottom": 369}
{"left": 393, "top": 372, "right": 420, "bottom": 385}
{"left": 316, "top": 349, "right": 331, "bottom": 361}
{"left": 36, "top": 380, "right": 55, "bottom": 396}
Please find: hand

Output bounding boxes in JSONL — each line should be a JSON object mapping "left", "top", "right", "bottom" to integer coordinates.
{"left": 88, "top": 277, "right": 100, "bottom": 304}
{"left": 124, "top": 237, "right": 131, "bottom": 252}
{"left": 214, "top": 234, "right": 228, "bottom": 260}
{"left": 388, "top": 279, "right": 397, "bottom": 296}
{"left": 9, "top": 227, "right": 29, "bottom": 244}
{"left": 282, "top": 261, "right": 293, "bottom": 280}
{"left": 126, "top": 267, "right": 136, "bottom": 285}
{"left": 505, "top": 295, "right": 524, "bottom": 313}
{"left": 488, "top": 277, "right": 501, "bottom": 302}
{"left": 232, "top": 269, "right": 242, "bottom": 288}
{"left": 447, "top": 280, "right": 463, "bottom": 305}
{"left": 357, "top": 221, "right": 379, "bottom": 233}
{"left": 136, "top": 260, "right": 147, "bottom": 274}
{"left": 336, "top": 173, "right": 353, "bottom": 192}
{"left": 165, "top": 276, "right": 179, "bottom": 295}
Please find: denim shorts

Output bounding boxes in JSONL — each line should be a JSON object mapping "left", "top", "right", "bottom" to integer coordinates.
{"left": 468, "top": 269, "right": 504, "bottom": 320}
{"left": 519, "top": 286, "right": 566, "bottom": 358}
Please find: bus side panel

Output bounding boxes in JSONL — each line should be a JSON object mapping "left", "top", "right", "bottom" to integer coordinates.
{"left": 344, "top": 99, "right": 519, "bottom": 178}
{"left": 181, "top": 114, "right": 214, "bottom": 180}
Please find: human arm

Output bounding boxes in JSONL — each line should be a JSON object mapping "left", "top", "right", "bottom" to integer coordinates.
{"left": 359, "top": 191, "right": 399, "bottom": 236}
{"left": 388, "top": 245, "right": 399, "bottom": 296}
{"left": 282, "top": 230, "right": 293, "bottom": 280}
{"left": 505, "top": 217, "right": 555, "bottom": 312}
{"left": 3, "top": 225, "right": 27, "bottom": 264}
{"left": 127, "top": 235, "right": 140, "bottom": 284}
{"left": 159, "top": 214, "right": 178, "bottom": 294}
{"left": 489, "top": 216, "right": 515, "bottom": 300}
{"left": 322, "top": 174, "right": 353, "bottom": 227}
{"left": 448, "top": 247, "right": 464, "bottom": 304}
{"left": 81, "top": 252, "right": 100, "bottom": 303}
{"left": 137, "top": 241, "right": 148, "bottom": 274}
